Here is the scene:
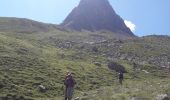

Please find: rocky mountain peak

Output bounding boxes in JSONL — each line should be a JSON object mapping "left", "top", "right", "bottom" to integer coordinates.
{"left": 61, "top": 0, "right": 135, "bottom": 37}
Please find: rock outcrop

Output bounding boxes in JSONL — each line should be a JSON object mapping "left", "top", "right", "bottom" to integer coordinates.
{"left": 61, "top": 0, "right": 135, "bottom": 37}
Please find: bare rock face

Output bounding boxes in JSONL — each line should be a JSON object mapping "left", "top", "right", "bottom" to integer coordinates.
{"left": 61, "top": 0, "right": 135, "bottom": 37}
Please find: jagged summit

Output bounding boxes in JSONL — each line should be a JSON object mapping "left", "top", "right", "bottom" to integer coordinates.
{"left": 61, "top": 0, "right": 135, "bottom": 37}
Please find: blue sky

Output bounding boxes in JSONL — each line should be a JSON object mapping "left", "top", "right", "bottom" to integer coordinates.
{"left": 0, "top": 0, "right": 169, "bottom": 36}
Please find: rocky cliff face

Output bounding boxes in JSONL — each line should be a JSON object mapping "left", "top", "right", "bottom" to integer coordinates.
{"left": 61, "top": 0, "right": 135, "bottom": 37}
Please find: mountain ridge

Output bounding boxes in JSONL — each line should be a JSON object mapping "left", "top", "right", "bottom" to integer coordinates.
{"left": 61, "top": 0, "right": 135, "bottom": 37}
{"left": 0, "top": 17, "right": 59, "bottom": 33}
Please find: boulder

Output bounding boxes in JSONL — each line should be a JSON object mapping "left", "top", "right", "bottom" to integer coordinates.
{"left": 156, "top": 94, "right": 170, "bottom": 100}
{"left": 94, "top": 62, "right": 101, "bottom": 67}
{"left": 38, "top": 85, "right": 47, "bottom": 93}
{"left": 108, "top": 61, "right": 127, "bottom": 73}
{"left": 92, "top": 47, "right": 98, "bottom": 52}
{"left": 74, "top": 97, "right": 80, "bottom": 100}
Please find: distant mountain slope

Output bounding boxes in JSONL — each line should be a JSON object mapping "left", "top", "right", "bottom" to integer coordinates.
{"left": 61, "top": 0, "right": 135, "bottom": 37}
{"left": 0, "top": 17, "right": 58, "bottom": 33}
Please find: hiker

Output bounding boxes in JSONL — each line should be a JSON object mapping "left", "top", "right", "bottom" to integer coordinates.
{"left": 64, "top": 72, "right": 70, "bottom": 100}
{"left": 133, "top": 62, "right": 137, "bottom": 71}
{"left": 118, "top": 72, "right": 124, "bottom": 85}
{"left": 64, "top": 72, "right": 76, "bottom": 100}
{"left": 133, "top": 62, "right": 137, "bottom": 78}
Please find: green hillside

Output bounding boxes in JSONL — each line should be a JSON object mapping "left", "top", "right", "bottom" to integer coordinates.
{"left": 0, "top": 17, "right": 58, "bottom": 33}
{"left": 0, "top": 18, "right": 170, "bottom": 100}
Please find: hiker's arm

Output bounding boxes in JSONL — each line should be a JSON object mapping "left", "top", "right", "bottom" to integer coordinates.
{"left": 74, "top": 79, "right": 76, "bottom": 84}
{"left": 64, "top": 79, "right": 67, "bottom": 86}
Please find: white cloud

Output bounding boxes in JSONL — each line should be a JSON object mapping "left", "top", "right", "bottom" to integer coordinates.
{"left": 124, "top": 20, "right": 136, "bottom": 32}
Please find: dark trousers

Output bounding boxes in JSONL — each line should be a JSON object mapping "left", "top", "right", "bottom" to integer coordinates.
{"left": 119, "top": 78, "right": 123, "bottom": 85}
{"left": 64, "top": 87, "right": 67, "bottom": 100}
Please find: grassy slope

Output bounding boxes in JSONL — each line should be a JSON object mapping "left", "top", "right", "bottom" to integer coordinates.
{"left": 0, "top": 17, "right": 58, "bottom": 33}
{"left": 0, "top": 31, "right": 170, "bottom": 100}
{"left": 121, "top": 36, "right": 170, "bottom": 57}
{"left": 0, "top": 18, "right": 170, "bottom": 99}
{"left": 0, "top": 32, "right": 116, "bottom": 99}
{"left": 80, "top": 61, "right": 170, "bottom": 100}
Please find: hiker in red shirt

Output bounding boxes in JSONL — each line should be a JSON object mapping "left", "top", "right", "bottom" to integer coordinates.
{"left": 64, "top": 72, "right": 76, "bottom": 100}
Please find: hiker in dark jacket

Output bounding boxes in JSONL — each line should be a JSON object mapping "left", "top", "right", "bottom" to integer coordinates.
{"left": 133, "top": 62, "right": 137, "bottom": 71}
{"left": 118, "top": 72, "right": 124, "bottom": 85}
{"left": 64, "top": 72, "right": 76, "bottom": 100}
{"left": 64, "top": 72, "right": 69, "bottom": 100}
